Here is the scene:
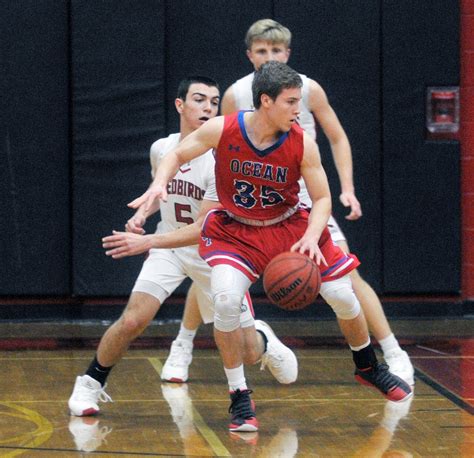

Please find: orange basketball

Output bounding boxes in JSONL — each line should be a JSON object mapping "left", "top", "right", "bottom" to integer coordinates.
{"left": 263, "top": 251, "right": 321, "bottom": 311}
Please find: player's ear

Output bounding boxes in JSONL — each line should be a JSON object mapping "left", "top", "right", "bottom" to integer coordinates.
{"left": 261, "top": 93, "right": 272, "bottom": 107}
{"left": 175, "top": 98, "right": 184, "bottom": 113}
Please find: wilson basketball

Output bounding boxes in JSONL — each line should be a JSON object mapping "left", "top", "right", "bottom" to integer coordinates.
{"left": 263, "top": 251, "right": 321, "bottom": 311}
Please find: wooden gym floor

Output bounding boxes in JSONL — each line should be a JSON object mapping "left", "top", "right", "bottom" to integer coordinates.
{"left": 0, "top": 318, "right": 472, "bottom": 457}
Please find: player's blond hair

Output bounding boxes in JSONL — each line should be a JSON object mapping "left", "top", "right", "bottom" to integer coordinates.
{"left": 245, "top": 19, "right": 292, "bottom": 49}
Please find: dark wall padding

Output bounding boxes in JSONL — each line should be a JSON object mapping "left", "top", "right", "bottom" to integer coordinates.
{"left": 71, "top": 0, "right": 165, "bottom": 295}
{"left": 0, "top": 0, "right": 70, "bottom": 294}
{"left": 276, "top": 0, "right": 383, "bottom": 292}
{"left": 164, "top": 0, "right": 273, "bottom": 134}
{"left": 0, "top": 0, "right": 461, "bottom": 300}
{"left": 382, "top": 1, "right": 460, "bottom": 293}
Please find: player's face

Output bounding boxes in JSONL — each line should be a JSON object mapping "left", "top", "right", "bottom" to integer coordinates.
{"left": 179, "top": 83, "right": 220, "bottom": 131}
{"left": 247, "top": 40, "right": 290, "bottom": 70}
{"left": 267, "top": 87, "right": 301, "bottom": 132}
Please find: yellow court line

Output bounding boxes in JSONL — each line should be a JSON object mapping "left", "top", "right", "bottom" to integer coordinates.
{"left": 148, "top": 357, "right": 231, "bottom": 457}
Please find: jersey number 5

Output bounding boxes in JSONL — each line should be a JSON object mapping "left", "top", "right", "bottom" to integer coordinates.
{"left": 175, "top": 203, "right": 194, "bottom": 225}
{"left": 234, "top": 180, "right": 284, "bottom": 209}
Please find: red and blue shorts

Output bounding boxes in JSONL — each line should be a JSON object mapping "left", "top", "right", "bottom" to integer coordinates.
{"left": 199, "top": 208, "right": 360, "bottom": 283}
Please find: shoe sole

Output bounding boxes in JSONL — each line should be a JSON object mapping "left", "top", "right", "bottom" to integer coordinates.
{"left": 355, "top": 375, "right": 414, "bottom": 403}
{"left": 229, "top": 422, "right": 259, "bottom": 432}
{"left": 69, "top": 407, "right": 99, "bottom": 417}
{"left": 161, "top": 377, "right": 188, "bottom": 383}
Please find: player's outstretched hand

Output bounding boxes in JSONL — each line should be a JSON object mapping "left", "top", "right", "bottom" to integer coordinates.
{"left": 103, "top": 231, "right": 153, "bottom": 259}
{"left": 125, "top": 214, "right": 146, "bottom": 234}
{"left": 339, "top": 191, "right": 362, "bottom": 220}
{"left": 128, "top": 183, "right": 168, "bottom": 213}
{"left": 290, "top": 239, "right": 327, "bottom": 266}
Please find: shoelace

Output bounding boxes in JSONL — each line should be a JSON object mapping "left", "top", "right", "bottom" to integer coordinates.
{"left": 97, "top": 387, "right": 113, "bottom": 403}
{"left": 228, "top": 389, "right": 255, "bottom": 419}
{"left": 76, "top": 381, "right": 112, "bottom": 403}
{"left": 372, "top": 362, "right": 402, "bottom": 391}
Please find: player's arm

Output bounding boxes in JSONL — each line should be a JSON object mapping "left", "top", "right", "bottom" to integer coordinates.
{"left": 128, "top": 116, "right": 224, "bottom": 211}
{"left": 125, "top": 187, "right": 160, "bottom": 234}
{"left": 221, "top": 86, "right": 238, "bottom": 115}
{"left": 307, "top": 79, "right": 361, "bottom": 220}
{"left": 103, "top": 199, "right": 221, "bottom": 259}
{"left": 125, "top": 140, "right": 165, "bottom": 234}
{"left": 291, "top": 133, "right": 331, "bottom": 264}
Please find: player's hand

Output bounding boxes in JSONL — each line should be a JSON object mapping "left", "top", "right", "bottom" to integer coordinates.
{"left": 125, "top": 214, "right": 146, "bottom": 234}
{"left": 290, "top": 239, "right": 328, "bottom": 266}
{"left": 128, "top": 183, "right": 168, "bottom": 213}
{"left": 339, "top": 192, "right": 362, "bottom": 220}
{"left": 102, "top": 231, "right": 153, "bottom": 259}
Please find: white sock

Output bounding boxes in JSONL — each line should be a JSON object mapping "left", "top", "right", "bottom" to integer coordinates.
{"left": 349, "top": 338, "right": 371, "bottom": 352}
{"left": 379, "top": 333, "right": 401, "bottom": 354}
{"left": 224, "top": 365, "right": 247, "bottom": 392}
{"left": 176, "top": 323, "right": 197, "bottom": 343}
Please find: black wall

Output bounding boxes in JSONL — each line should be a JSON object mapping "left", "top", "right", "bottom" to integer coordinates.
{"left": 0, "top": 1, "right": 70, "bottom": 294}
{"left": 0, "top": 1, "right": 460, "bottom": 302}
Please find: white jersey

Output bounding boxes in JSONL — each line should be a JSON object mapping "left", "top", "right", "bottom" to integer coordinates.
{"left": 135, "top": 133, "right": 255, "bottom": 325}
{"left": 231, "top": 72, "right": 345, "bottom": 242}
{"left": 150, "top": 133, "right": 218, "bottom": 244}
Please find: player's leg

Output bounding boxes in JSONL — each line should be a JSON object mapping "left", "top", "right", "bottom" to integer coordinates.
{"left": 211, "top": 264, "right": 259, "bottom": 432}
{"left": 337, "top": 239, "right": 414, "bottom": 385}
{"left": 320, "top": 275, "right": 412, "bottom": 402}
{"left": 161, "top": 282, "right": 202, "bottom": 382}
{"left": 69, "top": 249, "right": 184, "bottom": 416}
{"left": 68, "top": 291, "right": 162, "bottom": 416}
{"left": 190, "top": 260, "right": 298, "bottom": 385}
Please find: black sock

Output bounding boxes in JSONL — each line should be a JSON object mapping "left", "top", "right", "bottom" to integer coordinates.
{"left": 85, "top": 355, "right": 113, "bottom": 386}
{"left": 352, "top": 344, "right": 377, "bottom": 370}
{"left": 256, "top": 330, "right": 268, "bottom": 353}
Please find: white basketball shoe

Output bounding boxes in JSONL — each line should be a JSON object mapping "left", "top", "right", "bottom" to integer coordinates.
{"left": 161, "top": 339, "right": 193, "bottom": 383}
{"left": 255, "top": 320, "right": 298, "bottom": 384}
{"left": 68, "top": 375, "right": 113, "bottom": 416}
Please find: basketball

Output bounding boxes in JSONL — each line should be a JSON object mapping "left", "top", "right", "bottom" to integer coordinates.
{"left": 263, "top": 251, "right": 321, "bottom": 311}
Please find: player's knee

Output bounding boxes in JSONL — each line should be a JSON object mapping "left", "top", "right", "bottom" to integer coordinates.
{"left": 213, "top": 292, "right": 243, "bottom": 332}
{"left": 320, "top": 277, "right": 361, "bottom": 320}
{"left": 119, "top": 312, "right": 148, "bottom": 337}
{"left": 118, "top": 293, "right": 160, "bottom": 337}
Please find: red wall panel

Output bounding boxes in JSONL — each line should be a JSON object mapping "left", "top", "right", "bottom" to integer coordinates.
{"left": 461, "top": 1, "right": 474, "bottom": 298}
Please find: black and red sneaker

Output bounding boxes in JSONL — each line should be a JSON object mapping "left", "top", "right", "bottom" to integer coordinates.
{"left": 355, "top": 362, "right": 413, "bottom": 402}
{"left": 228, "top": 389, "right": 258, "bottom": 432}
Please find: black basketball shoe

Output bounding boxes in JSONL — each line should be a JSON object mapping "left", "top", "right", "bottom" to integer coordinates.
{"left": 355, "top": 362, "right": 413, "bottom": 402}
{"left": 228, "top": 389, "right": 258, "bottom": 432}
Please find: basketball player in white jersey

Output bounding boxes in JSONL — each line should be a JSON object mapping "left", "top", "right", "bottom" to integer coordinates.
{"left": 162, "top": 19, "right": 414, "bottom": 387}
{"left": 68, "top": 76, "right": 297, "bottom": 418}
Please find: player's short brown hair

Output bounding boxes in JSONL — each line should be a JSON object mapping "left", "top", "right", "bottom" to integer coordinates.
{"left": 245, "top": 19, "right": 291, "bottom": 49}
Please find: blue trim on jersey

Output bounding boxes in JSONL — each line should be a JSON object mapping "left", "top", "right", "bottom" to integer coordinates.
{"left": 238, "top": 111, "right": 289, "bottom": 158}
{"left": 321, "top": 255, "right": 350, "bottom": 277}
